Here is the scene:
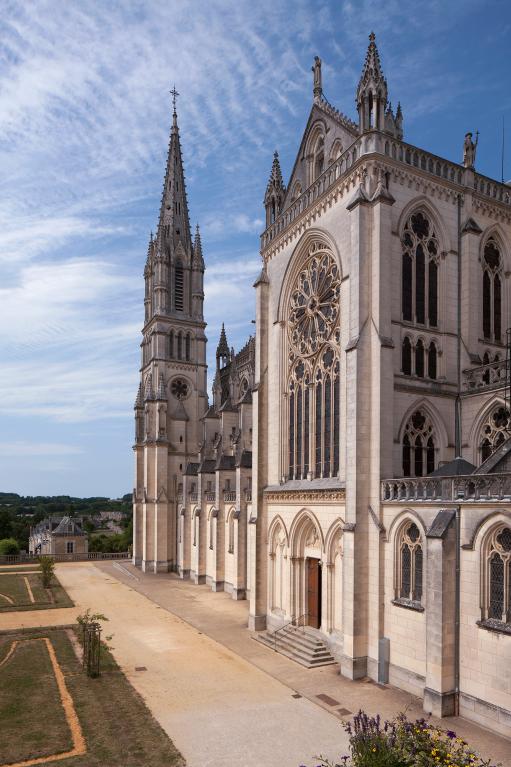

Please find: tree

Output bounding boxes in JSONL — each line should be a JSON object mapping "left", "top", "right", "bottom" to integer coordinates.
{"left": 0, "top": 510, "right": 12, "bottom": 540}
{"left": 38, "top": 556, "right": 55, "bottom": 588}
{"left": 0, "top": 538, "right": 19, "bottom": 555}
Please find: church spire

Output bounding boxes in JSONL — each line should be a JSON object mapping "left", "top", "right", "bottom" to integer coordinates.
{"left": 356, "top": 32, "right": 388, "bottom": 132}
{"left": 157, "top": 90, "right": 192, "bottom": 256}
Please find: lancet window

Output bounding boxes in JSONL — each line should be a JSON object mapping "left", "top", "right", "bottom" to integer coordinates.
{"left": 479, "top": 405, "right": 509, "bottom": 463}
{"left": 397, "top": 522, "right": 423, "bottom": 604}
{"left": 175, "top": 261, "right": 184, "bottom": 311}
{"left": 402, "top": 410, "right": 436, "bottom": 477}
{"left": 287, "top": 243, "right": 341, "bottom": 480}
{"left": 482, "top": 525, "right": 511, "bottom": 625}
{"left": 482, "top": 238, "right": 502, "bottom": 342}
{"left": 401, "top": 212, "right": 439, "bottom": 328}
{"left": 401, "top": 336, "right": 437, "bottom": 380}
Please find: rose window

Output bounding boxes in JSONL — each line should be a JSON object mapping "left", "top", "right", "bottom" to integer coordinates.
{"left": 288, "top": 248, "right": 340, "bottom": 357}
{"left": 171, "top": 378, "right": 189, "bottom": 400}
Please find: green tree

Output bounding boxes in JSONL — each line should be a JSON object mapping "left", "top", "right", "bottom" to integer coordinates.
{"left": 0, "top": 538, "right": 20, "bottom": 555}
{"left": 0, "top": 509, "right": 12, "bottom": 539}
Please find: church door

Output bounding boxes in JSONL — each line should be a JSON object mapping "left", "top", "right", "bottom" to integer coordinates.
{"left": 307, "top": 558, "right": 321, "bottom": 628}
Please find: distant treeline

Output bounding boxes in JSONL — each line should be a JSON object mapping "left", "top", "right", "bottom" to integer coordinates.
{"left": 0, "top": 493, "right": 132, "bottom": 550}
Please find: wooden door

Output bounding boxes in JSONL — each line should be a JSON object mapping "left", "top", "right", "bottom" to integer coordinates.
{"left": 307, "top": 558, "right": 321, "bottom": 628}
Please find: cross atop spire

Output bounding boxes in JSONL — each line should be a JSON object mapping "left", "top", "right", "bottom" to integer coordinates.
{"left": 170, "top": 85, "right": 179, "bottom": 113}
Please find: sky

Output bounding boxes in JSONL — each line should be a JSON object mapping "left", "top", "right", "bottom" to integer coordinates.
{"left": 0, "top": 0, "right": 510, "bottom": 498}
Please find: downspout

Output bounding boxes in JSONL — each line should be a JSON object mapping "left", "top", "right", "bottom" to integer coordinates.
{"left": 454, "top": 193, "right": 463, "bottom": 715}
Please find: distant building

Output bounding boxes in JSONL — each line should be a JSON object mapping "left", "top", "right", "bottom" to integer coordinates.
{"left": 29, "top": 516, "right": 88, "bottom": 556}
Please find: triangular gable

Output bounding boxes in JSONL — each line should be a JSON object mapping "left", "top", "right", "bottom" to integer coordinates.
{"left": 282, "top": 99, "right": 359, "bottom": 212}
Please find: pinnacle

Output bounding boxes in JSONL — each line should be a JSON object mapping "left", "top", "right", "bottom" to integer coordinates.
{"left": 216, "top": 323, "right": 230, "bottom": 359}
{"left": 357, "top": 30, "right": 387, "bottom": 102}
{"left": 193, "top": 223, "right": 205, "bottom": 269}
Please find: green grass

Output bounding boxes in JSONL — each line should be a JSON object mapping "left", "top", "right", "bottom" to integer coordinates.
{"left": 0, "top": 572, "right": 74, "bottom": 612}
{"left": 0, "top": 628, "right": 185, "bottom": 766}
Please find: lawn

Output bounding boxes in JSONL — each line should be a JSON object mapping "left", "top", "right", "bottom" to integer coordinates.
{"left": 0, "top": 627, "right": 185, "bottom": 766}
{"left": 0, "top": 571, "right": 74, "bottom": 611}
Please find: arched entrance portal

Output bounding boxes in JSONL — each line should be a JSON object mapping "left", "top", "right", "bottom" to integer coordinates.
{"left": 290, "top": 511, "right": 323, "bottom": 628}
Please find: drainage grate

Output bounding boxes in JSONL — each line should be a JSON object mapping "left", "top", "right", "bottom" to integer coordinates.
{"left": 135, "top": 666, "right": 147, "bottom": 672}
{"left": 316, "top": 694, "right": 340, "bottom": 706}
{"left": 337, "top": 707, "right": 352, "bottom": 716}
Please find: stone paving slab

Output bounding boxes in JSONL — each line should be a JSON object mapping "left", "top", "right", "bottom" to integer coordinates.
{"left": 96, "top": 561, "right": 511, "bottom": 766}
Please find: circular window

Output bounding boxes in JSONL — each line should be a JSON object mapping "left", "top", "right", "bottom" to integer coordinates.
{"left": 171, "top": 378, "right": 189, "bottom": 400}
{"left": 288, "top": 245, "right": 340, "bottom": 358}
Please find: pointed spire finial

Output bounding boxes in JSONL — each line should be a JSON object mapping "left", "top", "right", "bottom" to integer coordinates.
{"left": 193, "top": 222, "right": 205, "bottom": 270}
{"left": 369, "top": 31, "right": 376, "bottom": 42}
{"left": 312, "top": 55, "right": 322, "bottom": 101}
{"left": 216, "top": 323, "right": 230, "bottom": 366}
{"left": 170, "top": 85, "right": 179, "bottom": 113}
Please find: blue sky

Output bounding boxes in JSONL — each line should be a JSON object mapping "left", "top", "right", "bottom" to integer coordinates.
{"left": 0, "top": 0, "right": 510, "bottom": 498}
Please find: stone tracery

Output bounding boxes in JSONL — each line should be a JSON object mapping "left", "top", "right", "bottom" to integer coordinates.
{"left": 287, "top": 242, "right": 340, "bottom": 480}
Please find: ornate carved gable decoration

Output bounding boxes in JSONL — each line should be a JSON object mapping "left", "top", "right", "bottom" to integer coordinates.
{"left": 264, "top": 488, "right": 345, "bottom": 504}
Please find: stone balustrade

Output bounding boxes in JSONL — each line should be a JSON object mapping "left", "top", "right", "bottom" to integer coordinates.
{"left": 463, "top": 358, "right": 507, "bottom": 391}
{"left": 204, "top": 491, "right": 215, "bottom": 502}
{"left": 223, "top": 490, "right": 236, "bottom": 502}
{"left": 381, "top": 473, "right": 511, "bottom": 503}
{"left": 261, "top": 131, "right": 511, "bottom": 253}
{"left": 189, "top": 492, "right": 198, "bottom": 503}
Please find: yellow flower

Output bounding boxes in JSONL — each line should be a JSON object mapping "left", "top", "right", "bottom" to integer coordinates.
{"left": 372, "top": 748, "right": 376, "bottom": 752}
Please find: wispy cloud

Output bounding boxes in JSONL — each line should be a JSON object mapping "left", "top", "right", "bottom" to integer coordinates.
{"left": 0, "top": 0, "right": 503, "bottom": 494}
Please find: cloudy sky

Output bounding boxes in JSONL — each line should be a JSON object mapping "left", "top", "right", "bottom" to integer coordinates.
{"left": 0, "top": 0, "right": 510, "bottom": 498}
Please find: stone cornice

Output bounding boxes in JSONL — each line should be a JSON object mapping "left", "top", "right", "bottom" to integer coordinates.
{"left": 264, "top": 488, "right": 345, "bottom": 503}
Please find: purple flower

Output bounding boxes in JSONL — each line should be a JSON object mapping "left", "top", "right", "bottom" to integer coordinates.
{"left": 446, "top": 730, "right": 457, "bottom": 739}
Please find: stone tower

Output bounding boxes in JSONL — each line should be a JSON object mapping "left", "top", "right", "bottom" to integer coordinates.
{"left": 133, "top": 100, "right": 208, "bottom": 573}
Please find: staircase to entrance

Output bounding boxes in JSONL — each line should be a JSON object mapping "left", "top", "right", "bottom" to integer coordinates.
{"left": 255, "top": 621, "right": 336, "bottom": 668}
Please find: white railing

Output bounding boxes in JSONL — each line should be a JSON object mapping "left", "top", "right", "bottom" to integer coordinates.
{"left": 0, "top": 552, "right": 131, "bottom": 564}
{"left": 381, "top": 473, "right": 511, "bottom": 503}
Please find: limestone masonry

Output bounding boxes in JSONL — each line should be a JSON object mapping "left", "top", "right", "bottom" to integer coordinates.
{"left": 133, "top": 35, "right": 511, "bottom": 737}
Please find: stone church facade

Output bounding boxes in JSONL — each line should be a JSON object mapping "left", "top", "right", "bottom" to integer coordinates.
{"left": 134, "top": 36, "right": 511, "bottom": 736}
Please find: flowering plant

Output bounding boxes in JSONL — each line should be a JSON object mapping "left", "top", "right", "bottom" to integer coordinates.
{"left": 303, "top": 711, "right": 499, "bottom": 767}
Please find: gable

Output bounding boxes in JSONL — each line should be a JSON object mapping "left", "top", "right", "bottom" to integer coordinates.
{"left": 283, "top": 100, "right": 359, "bottom": 212}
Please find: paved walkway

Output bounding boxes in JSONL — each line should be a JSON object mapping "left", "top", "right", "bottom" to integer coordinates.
{"left": 1, "top": 563, "right": 350, "bottom": 767}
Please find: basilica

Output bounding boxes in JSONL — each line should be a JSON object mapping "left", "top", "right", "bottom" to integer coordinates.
{"left": 133, "top": 35, "right": 511, "bottom": 736}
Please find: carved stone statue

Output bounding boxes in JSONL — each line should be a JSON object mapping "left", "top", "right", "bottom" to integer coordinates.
{"left": 312, "top": 56, "right": 322, "bottom": 100}
{"left": 463, "top": 131, "right": 478, "bottom": 169}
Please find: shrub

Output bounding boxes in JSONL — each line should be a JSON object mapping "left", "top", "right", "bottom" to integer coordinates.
{"left": 306, "top": 711, "right": 499, "bottom": 767}
{"left": 0, "top": 537, "right": 20, "bottom": 555}
{"left": 38, "top": 556, "right": 55, "bottom": 588}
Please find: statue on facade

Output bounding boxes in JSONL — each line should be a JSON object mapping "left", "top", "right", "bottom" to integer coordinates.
{"left": 463, "top": 131, "right": 479, "bottom": 169}
{"left": 312, "top": 56, "right": 322, "bottom": 100}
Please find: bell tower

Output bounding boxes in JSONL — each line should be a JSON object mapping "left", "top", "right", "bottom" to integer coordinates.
{"left": 133, "top": 92, "right": 208, "bottom": 573}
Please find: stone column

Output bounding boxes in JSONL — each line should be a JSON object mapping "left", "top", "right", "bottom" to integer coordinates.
{"left": 424, "top": 509, "right": 457, "bottom": 717}
{"left": 248, "top": 267, "right": 270, "bottom": 631}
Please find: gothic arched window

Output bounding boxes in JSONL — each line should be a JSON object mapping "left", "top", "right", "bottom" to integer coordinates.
{"left": 482, "top": 238, "right": 502, "bottom": 342}
{"left": 227, "top": 509, "right": 235, "bottom": 554}
{"left": 415, "top": 339, "right": 425, "bottom": 378}
{"left": 482, "top": 526, "right": 511, "bottom": 625}
{"left": 175, "top": 261, "right": 184, "bottom": 311}
{"left": 177, "top": 331, "right": 183, "bottom": 360}
{"left": 428, "top": 342, "right": 437, "bottom": 380}
{"left": 401, "top": 211, "right": 439, "bottom": 327}
{"left": 169, "top": 330, "right": 174, "bottom": 359}
{"left": 185, "top": 333, "right": 191, "bottom": 361}
{"left": 287, "top": 242, "right": 341, "bottom": 480}
{"left": 402, "top": 336, "right": 412, "bottom": 375}
{"left": 479, "top": 405, "right": 509, "bottom": 463}
{"left": 402, "top": 410, "right": 436, "bottom": 477}
{"left": 397, "top": 522, "right": 423, "bottom": 604}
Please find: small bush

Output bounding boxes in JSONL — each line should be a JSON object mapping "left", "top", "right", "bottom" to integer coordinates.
{"left": 306, "top": 711, "right": 499, "bottom": 767}
{"left": 38, "top": 556, "right": 55, "bottom": 588}
{"left": 0, "top": 537, "right": 20, "bottom": 555}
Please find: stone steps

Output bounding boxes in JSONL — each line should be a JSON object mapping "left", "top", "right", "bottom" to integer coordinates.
{"left": 255, "top": 624, "right": 336, "bottom": 668}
